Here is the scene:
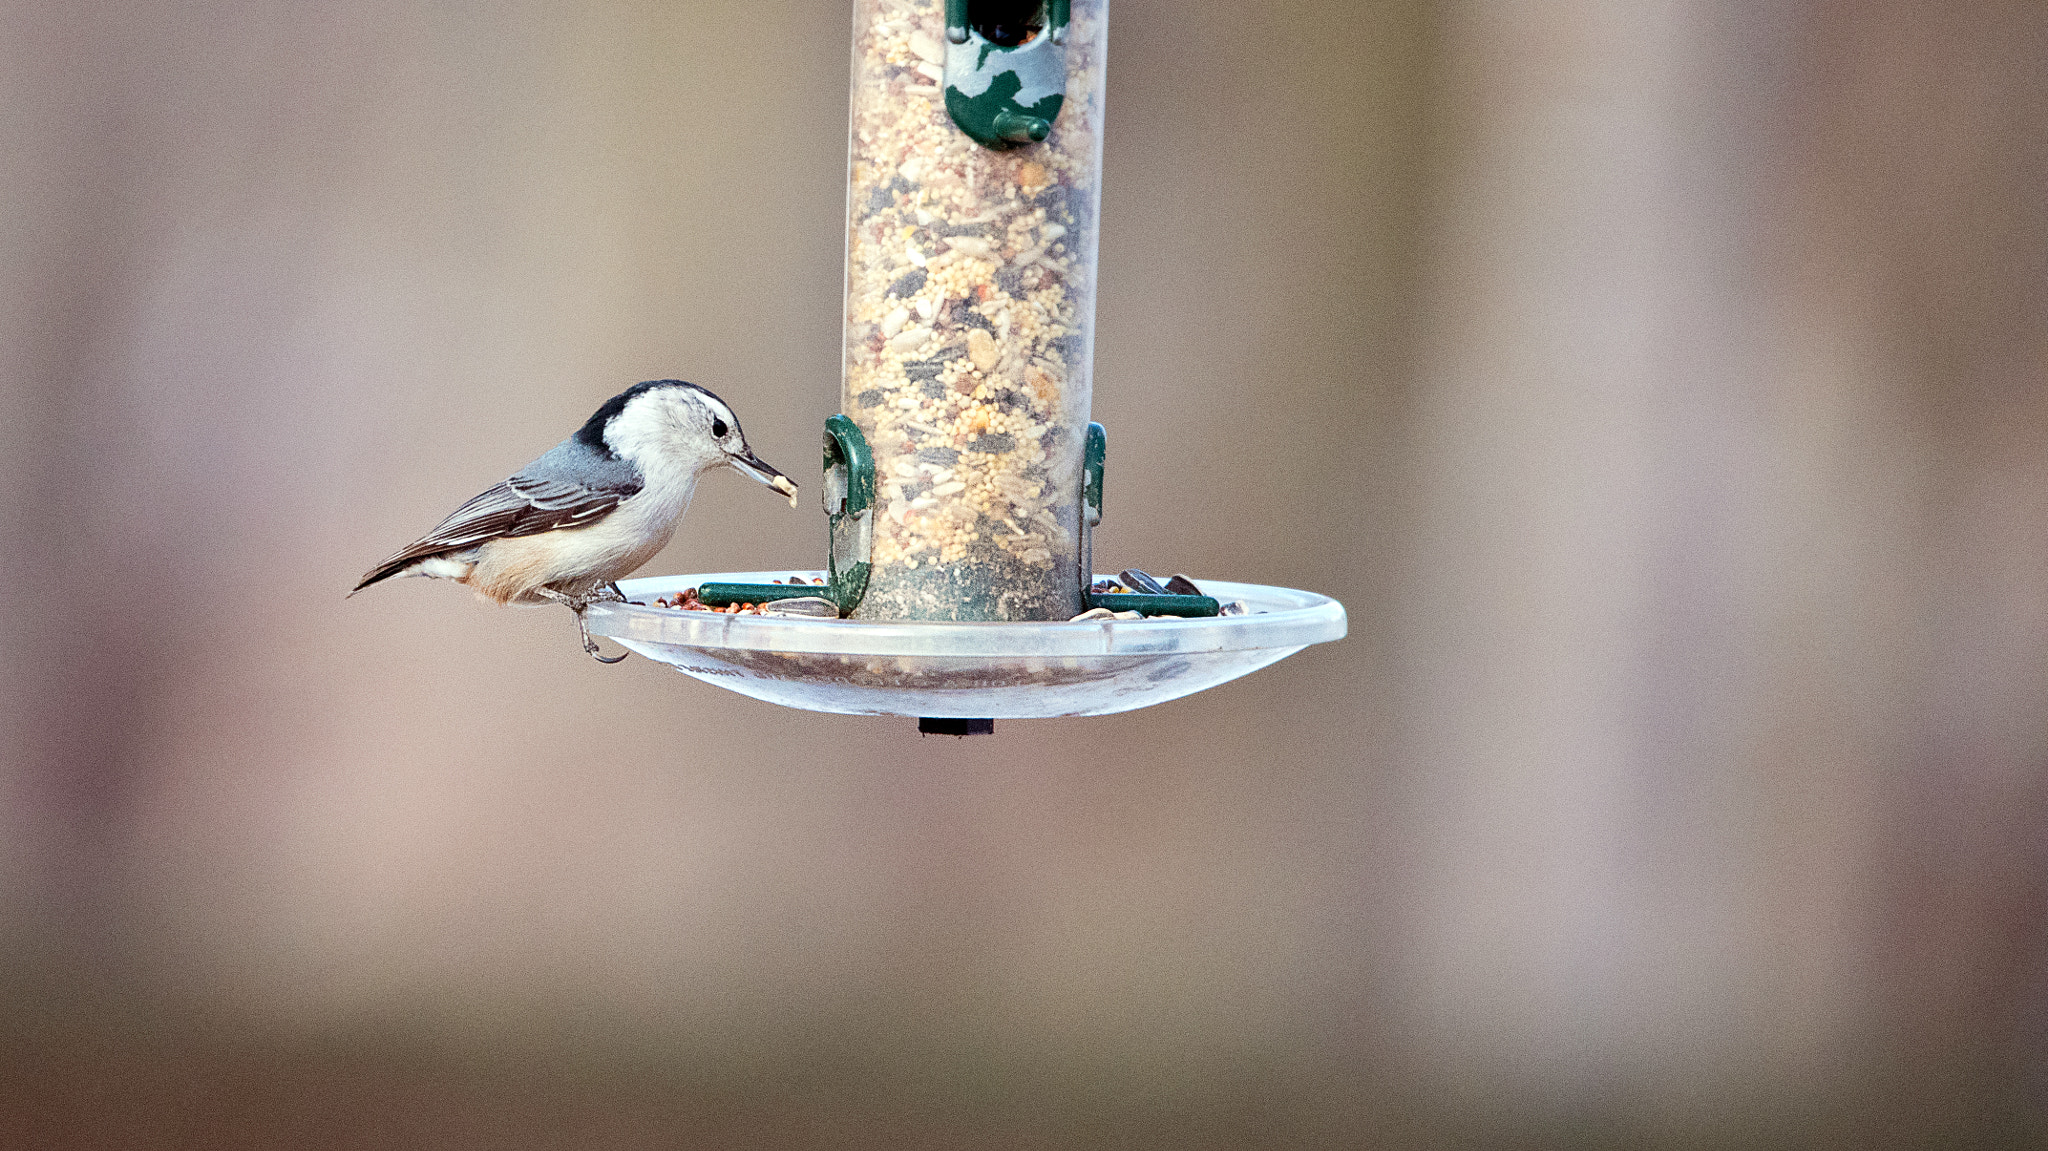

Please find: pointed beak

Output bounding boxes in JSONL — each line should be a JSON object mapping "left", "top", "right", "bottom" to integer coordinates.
{"left": 729, "top": 448, "right": 800, "bottom": 508}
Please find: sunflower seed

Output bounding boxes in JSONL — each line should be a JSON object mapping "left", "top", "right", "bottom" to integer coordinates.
{"left": 757, "top": 596, "right": 840, "bottom": 618}
{"left": 1119, "top": 569, "right": 1168, "bottom": 595}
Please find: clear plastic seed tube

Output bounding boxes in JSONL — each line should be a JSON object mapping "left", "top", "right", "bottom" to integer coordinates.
{"left": 839, "top": 0, "right": 1107, "bottom": 621}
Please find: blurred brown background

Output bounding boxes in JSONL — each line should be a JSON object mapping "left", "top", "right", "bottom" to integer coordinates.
{"left": 4, "top": 0, "right": 2046, "bottom": 1146}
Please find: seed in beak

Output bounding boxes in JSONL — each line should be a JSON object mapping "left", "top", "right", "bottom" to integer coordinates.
{"left": 771, "top": 474, "right": 799, "bottom": 508}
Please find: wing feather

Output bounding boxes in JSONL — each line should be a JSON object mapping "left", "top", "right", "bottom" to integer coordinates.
{"left": 353, "top": 468, "right": 642, "bottom": 593}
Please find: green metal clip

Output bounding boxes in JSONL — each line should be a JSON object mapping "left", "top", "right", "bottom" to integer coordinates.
{"left": 1085, "top": 591, "right": 1222, "bottom": 617}
{"left": 1079, "top": 421, "right": 1103, "bottom": 595}
{"left": 1083, "top": 421, "right": 1104, "bottom": 525}
{"left": 823, "top": 414, "right": 875, "bottom": 615}
{"left": 1073, "top": 422, "right": 1217, "bottom": 616}
{"left": 943, "top": 0, "right": 1069, "bottom": 150}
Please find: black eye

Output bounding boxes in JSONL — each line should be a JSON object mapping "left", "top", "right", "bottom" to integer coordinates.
{"left": 711, "top": 419, "right": 728, "bottom": 438}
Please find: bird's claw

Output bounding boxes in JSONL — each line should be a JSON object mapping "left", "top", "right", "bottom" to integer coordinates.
{"left": 539, "top": 586, "right": 629, "bottom": 664}
{"left": 574, "top": 607, "right": 629, "bottom": 663}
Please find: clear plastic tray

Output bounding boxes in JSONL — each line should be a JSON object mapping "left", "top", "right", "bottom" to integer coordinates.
{"left": 585, "top": 572, "right": 1347, "bottom": 718}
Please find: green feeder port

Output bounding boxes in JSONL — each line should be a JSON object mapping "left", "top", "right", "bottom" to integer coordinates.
{"left": 943, "top": 0, "right": 1070, "bottom": 149}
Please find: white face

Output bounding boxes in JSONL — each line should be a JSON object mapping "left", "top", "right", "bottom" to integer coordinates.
{"left": 608, "top": 384, "right": 795, "bottom": 498}
{"left": 601, "top": 386, "right": 732, "bottom": 471}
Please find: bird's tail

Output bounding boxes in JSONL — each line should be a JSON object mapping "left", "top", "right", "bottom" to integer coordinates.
{"left": 347, "top": 564, "right": 404, "bottom": 598}
{"left": 347, "top": 552, "right": 475, "bottom": 598}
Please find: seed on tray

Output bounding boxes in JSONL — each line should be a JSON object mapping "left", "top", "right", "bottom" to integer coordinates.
{"left": 758, "top": 596, "right": 841, "bottom": 618}
{"left": 1118, "top": 569, "right": 1168, "bottom": 595}
{"left": 663, "top": 587, "right": 708, "bottom": 611}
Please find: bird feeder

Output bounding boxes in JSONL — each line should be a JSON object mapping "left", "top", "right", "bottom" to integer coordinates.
{"left": 838, "top": 0, "right": 1101, "bottom": 622}
{"left": 584, "top": 0, "right": 1344, "bottom": 723}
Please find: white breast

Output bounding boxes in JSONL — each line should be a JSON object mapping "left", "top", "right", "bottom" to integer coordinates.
{"left": 466, "top": 461, "right": 699, "bottom": 605}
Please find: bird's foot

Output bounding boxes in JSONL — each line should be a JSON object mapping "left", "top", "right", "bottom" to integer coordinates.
{"left": 575, "top": 610, "right": 629, "bottom": 664}
{"left": 536, "top": 587, "right": 628, "bottom": 663}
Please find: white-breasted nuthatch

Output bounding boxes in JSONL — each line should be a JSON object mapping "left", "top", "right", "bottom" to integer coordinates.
{"left": 352, "top": 379, "right": 798, "bottom": 661}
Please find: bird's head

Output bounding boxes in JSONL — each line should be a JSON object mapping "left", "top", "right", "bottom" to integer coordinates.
{"left": 578, "top": 380, "right": 799, "bottom": 504}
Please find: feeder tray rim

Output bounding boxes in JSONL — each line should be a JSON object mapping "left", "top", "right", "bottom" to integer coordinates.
{"left": 587, "top": 571, "right": 1347, "bottom": 659}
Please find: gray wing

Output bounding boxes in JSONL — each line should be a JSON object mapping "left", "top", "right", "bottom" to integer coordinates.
{"left": 353, "top": 438, "right": 643, "bottom": 592}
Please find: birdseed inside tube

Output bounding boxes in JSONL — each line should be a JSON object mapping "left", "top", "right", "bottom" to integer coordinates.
{"left": 840, "top": 0, "right": 1106, "bottom": 621}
